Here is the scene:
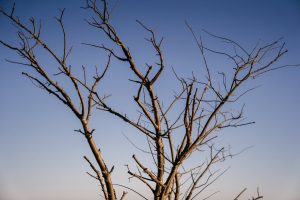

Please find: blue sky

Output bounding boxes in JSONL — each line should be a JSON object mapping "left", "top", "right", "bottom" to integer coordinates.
{"left": 0, "top": 0, "right": 300, "bottom": 200}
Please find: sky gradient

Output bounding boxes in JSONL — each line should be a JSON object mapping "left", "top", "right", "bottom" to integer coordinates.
{"left": 0, "top": 0, "right": 300, "bottom": 200}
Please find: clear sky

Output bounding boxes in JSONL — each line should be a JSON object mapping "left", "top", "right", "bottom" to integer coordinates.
{"left": 0, "top": 0, "right": 300, "bottom": 200}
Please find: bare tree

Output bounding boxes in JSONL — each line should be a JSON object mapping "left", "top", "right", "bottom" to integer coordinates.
{"left": 0, "top": 3, "right": 116, "bottom": 200}
{"left": 0, "top": 1, "right": 296, "bottom": 200}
